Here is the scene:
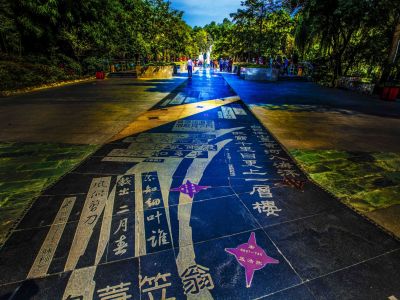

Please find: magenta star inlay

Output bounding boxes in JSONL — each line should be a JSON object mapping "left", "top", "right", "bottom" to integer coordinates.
{"left": 170, "top": 180, "right": 210, "bottom": 198}
{"left": 225, "top": 232, "right": 279, "bottom": 288}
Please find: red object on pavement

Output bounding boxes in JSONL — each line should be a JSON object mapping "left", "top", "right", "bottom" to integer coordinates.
{"left": 381, "top": 86, "right": 399, "bottom": 101}
{"left": 96, "top": 71, "right": 105, "bottom": 80}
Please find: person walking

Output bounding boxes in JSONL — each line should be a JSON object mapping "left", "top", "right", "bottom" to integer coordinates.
{"left": 284, "top": 57, "right": 289, "bottom": 75}
{"left": 187, "top": 58, "right": 193, "bottom": 78}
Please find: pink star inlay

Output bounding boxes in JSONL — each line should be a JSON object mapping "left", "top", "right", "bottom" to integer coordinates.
{"left": 225, "top": 232, "right": 279, "bottom": 288}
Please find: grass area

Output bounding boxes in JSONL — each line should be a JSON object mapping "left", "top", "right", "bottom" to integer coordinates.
{"left": 0, "top": 142, "right": 97, "bottom": 245}
{"left": 290, "top": 150, "right": 400, "bottom": 213}
{"left": 0, "top": 54, "right": 103, "bottom": 93}
{"left": 0, "top": 59, "right": 80, "bottom": 92}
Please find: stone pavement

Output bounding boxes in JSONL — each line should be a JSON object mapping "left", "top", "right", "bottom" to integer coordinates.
{"left": 223, "top": 73, "right": 400, "bottom": 238}
{"left": 0, "top": 77, "right": 188, "bottom": 245}
{"left": 0, "top": 70, "right": 399, "bottom": 299}
{"left": 0, "top": 77, "right": 187, "bottom": 145}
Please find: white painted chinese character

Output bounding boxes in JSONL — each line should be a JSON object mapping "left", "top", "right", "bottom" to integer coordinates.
{"left": 239, "top": 147, "right": 255, "bottom": 152}
{"left": 147, "top": 229, "right": 169, "bottom": 247}
{"left": 144, "top": 174, "right": 156, "bottom": 182}
{"left": 269, "top": 149, "right": 281, "bottom": 155}
{"left": 113, "top": 235, "right": 128, "bottom": 256}
{"left": 243, "top": 169, "right": 267, "bottom": 176}
{"left": 97, "top": 282, "right": 132, "bottom": 300}
{"left": 117, "top": 205, "right": 129, "bottom": 214}
{"left": 118, "top": 177, "right": 131, "bottom": 187}
{"left": 181, "top": 264, "right": 214, "bottom": 295}
{"left": 253, "top": 201, "right": 282, "bottom": 216}
{"left": 235, "top": 135, "right": 247, "bottom": 141}
{"left": 242, "top": 160, "right": 262, "bottom": 169}
{"left": 278, "top": 169, "right": 300, "bottom": 178}
{"left": 139, "top": 273, "right": 175, "bottom": 300}
{"left": 263, "top": 142, "right": 277, "bottom": 149}
{"left": 174, "top": 151, "right": 184, "bottom": 157}
{"left": 114, "top": 218, "right": 128, "bottom": 234}
{"left": 147, "top": 211, "right": 162, "bottom": 224}
{"left": 145, "top": 198, "right": 161, "bottom": 208}
{"left": 118, "top": 188, "right": 130, "bottom": 196}
{"left": 236, "top": 142, "right": 252, "bottom": 146}
{"left": 269, "top": 155, "right": 288, "bottom": 161}
{"left": 250, "top": 185, "right": 273, "bottom": 198}
{"left": 240, "top": 153, "right": 256, "bottom": 160}
{"left": 274, "top": 161, "right": 293, "bottom": 169}
{"left": 143, "top": 185, "right": 158, "bottom": 194}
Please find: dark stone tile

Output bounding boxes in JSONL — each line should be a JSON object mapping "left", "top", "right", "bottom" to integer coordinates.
{"left": 306, "top": 250, "right": 400, "bottom": 300}
{"left": 237, "top": 182, "right": 341, "bottom": 228}
{"left": 73, "top": 156, "right": 138, "bottom": 175}
{"left": 0, "top": 271, "right": 70, "bottom": 300}
{"left": 0, "top": 228, "right": 48, "bottom": 284}
{"left": 42, "top": 173, "right": 118, "bottom": 196}
{"left": 91, "top": 143, "right": 130, "bottom": 157}
{"left": 4, "top": 258, "right": 141, "bottom": 300}
{"left": 265, "top": 209, "right": 400, "bottom": 280}
{"left": 260, "top": 284, "right": 316, "bottom": 299}
{"left": 16, "top": 195, "right": 86, "bottom": 230}
{"left": 92, "top": 257, "right": 140, "bottom": 299}
{"left": 173, "top": 229, "right": 302, "bottom": 298}
{"left": 168, "top": 177, "right": 235, "bottom": 207}
{"left": 169, "top": 195, "right": 259, "bottom": 247}
{"left": 139, "top": 249, "right": 186, "bottom": 299}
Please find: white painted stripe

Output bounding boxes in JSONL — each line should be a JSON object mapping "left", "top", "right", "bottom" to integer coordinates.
{"left": 27, "top": 197, "right": 76, "bottom": 279}
{"left": 221, "top": 106, "right": 237, "bottom": 119}
{"left": 64, "top": 177, "right": 111, "bottom": 271}
{"left": 62, "top": 266, "right": 96, "bottom": 300}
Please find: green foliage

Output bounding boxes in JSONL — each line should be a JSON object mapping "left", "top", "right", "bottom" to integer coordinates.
{"left": 0, "top": 0, "right": 195, "bottom": 61}
{"left": 295, "top": 0, "right": 400, "bottom": 84}
{"left": 0, "top": 58, "right": 80, "bottom": 91}
{"left": 202, "top": 1, "right": 294, "bottom": 60}
{"left": 202, "top": 0, "right": 400, "bottom": 85}
{"left": 1, "top": 0, "right": 399, "bottom": 88}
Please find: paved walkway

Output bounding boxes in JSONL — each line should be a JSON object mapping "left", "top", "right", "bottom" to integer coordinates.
{"left": 223, "top": 73, "right": 400, "bottom": 238}
{"left": 0, "top": 70, "right": 399, "bottom": 299}
{"left": 0, "top": 77, "right": 186, "bottom": 144}
{"left": 0, "top": 76, "right": 188, "bottom": 245}
{"left": 222, "top": 74, "right": 400, "bottom": 152}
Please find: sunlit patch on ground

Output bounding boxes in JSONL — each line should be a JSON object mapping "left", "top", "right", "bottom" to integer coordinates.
{"left": 251, "top": 103, "right": 356, "bottom": 115}
{"left": 0, "top": 142, "right": 97, "bottom": 244}
{"left": 291, "top": 149, "right": 400, "bottom": 236}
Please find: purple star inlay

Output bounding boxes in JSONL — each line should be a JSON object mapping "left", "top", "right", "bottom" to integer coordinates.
{"left": 170, "top": 180, "right": 210, "bottom": 198}
{"left": 225, "top": 232, "right": 279, "bottom": 288}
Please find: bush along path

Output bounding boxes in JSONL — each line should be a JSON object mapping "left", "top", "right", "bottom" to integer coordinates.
{"left": 0, "top": 70, "right": 398, "bottom": 299}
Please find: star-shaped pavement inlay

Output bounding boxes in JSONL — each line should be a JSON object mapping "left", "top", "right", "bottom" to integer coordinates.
{"left": 225, "top": 232, "right": 279, "bottom": 288}
{"left": 170, "top": 180, "right": 210, "bottom": 198}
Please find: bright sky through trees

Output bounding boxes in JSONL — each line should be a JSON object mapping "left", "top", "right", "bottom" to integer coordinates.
{"left": 171, "top": 0, "right": 242, "bottom": 26}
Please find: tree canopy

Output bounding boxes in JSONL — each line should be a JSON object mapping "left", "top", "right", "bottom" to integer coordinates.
{"left": 0, "top": 0, "right": 399, "bottom": 84}
{"left": 203, "top": 0, "right": 400, "bottom": 83}
{"left": 0, "top": 0, "right": 195, "bottom": 64}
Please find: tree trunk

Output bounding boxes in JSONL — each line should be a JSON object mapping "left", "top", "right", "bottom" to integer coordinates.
{"left": 258, "top": 6, "right": 264, "bottom": 59}
{"left": 380, "top": 16, "right": 400, "bottom": 83}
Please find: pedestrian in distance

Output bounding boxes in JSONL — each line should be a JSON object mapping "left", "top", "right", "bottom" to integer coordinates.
{"left": 187, "top": 58, "right": 193, "bottom": 78}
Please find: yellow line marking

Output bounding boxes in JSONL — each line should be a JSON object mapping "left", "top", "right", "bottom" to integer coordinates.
{"left": 109, "top": 96, "right": 240, "bottom": 142}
